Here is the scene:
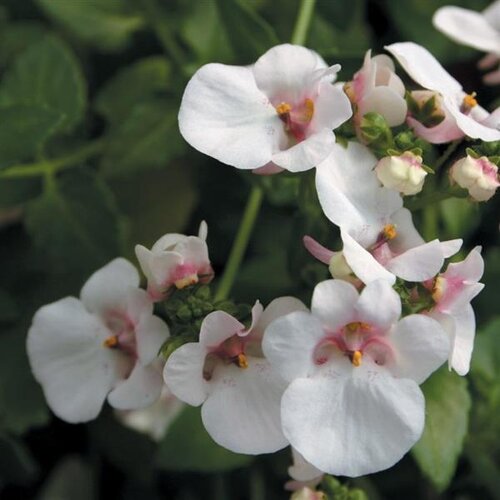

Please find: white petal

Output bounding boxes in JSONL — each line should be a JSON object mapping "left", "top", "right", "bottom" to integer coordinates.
{"left": 484, "top": 0, "right": 500, "bottom": 31}
{"left": 289, "top": 448, "right": 323, "bottom": 482}
{"left": 201, "top": 358, "right": 288, "bottom": 454}
{"left": 135, "top": 314, "right": 170, "bottom": 365}
{"left": 439, "top": 238, "right": 463, "bottom": 258}
{"left": 271, "top": 128, "right": 336, "bottom": 172}
{"left": 356, "top": 279, "right": 401, "bottom": 331}
{"left": 281, "top": 371, "right": 425, "bottom": 477}
{"left": 257, "top": 297, "right": 309, "bottom": 334}
{"left": 108, "top": 363, "right": 163, "bottom": 410}
{"left": 80, "top": 258, "right": 140, "bottom": 316}
{"left": 385, "top": 42, "right": 462, "bottom": 95}
{"left": 341, "top": 229, "right": 396, "bottom": 284}
{"left": 388, "top": 314, "right": 449, "bottom": 384}
{"left": 444, "top": 96, "right": 500, "bottom": 141}
{"left": 253, "top": 44, "right": 328, "bottom": 102}
{"left": 151, "top": 233, "right": 188, "bottom": 252}
{"left": 359, "top": 87, "right": 407, "bottom": 127}
{"left": 315, "top": 142, "right": 402, "bottom": 245}
{"left": 433, "top": 6, "right": 500, "bottom": 54}
{"left": 311, "top": 279, "right": 358, "bottom": 330}
{"left": 309, "top": 82, "right": 353, "bottom": 132}
{"left": 199, "top": 311, "right": 245, "bottom": 348}
{"left": 179, "top": 63, "right": 280, "bottom": 170}
{"left": 449, "top": 305, "right": 476, "bottom": 376}
{"left": 163, "top": 343, "right": 208, "bottom": 406}
{"left": 27, "top": 298, "right": 120, "bottom": 423}
{"left": 198, "top": 220, "right": 208, "bottom": 241}
{"left": 407, "top": 115, "right": 464, "bottom": 144}
{"left": 263, "top": 311, "right": 324, "bottom": 382}
{"left": 386, "top": 240, "right": 446, "bottom": 282}
{"left": 390, "top": 208, "right": 424, "bottom": 252}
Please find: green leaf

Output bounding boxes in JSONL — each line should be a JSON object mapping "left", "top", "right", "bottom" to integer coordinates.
{"left": 0, "top": 329, "right": 50, "bottom": 434}
{"left": 0, "top": 433, "right": 39, "bottom": 485}
{"left": 0, "top": 105, "right": 62, "bottom": 168}
{"left": 0, "top": 177, "right": 42, "bottom": 209}
{"left": 101, "top": 98, "right": 185, "bottom": 177}
{"left": 215, "top": 0, "right": 280, "bottom": 61}
{"left": 0, "top": 35, "right": 86, "bottom": 133}
{"left": 471, "top": 317, "right": 500, "bottom": 384}
{"left": 36, "top": 0, "right": 145, "bottom": 52}
{"left": 24, "top": 169, "right": 125, "bottom": 278}
{"left": 156, "top": 406, "right": 252, "bottom": 472}
{"left": 412, "top": 367, "right": 471, "bottom": 492}
{"left": 95, "top": 56, "right": 170, "bottom": 124}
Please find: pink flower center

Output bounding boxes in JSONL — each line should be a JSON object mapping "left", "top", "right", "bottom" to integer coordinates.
{"left": 275, "top": 98, "right": 315, "bottom": 142}
{"left": 313, "top": 321, "right": 393, "bottom": 368}
{"left": 102, "top": 310, "right": 137, "bottom": 359}
{"left": 203, "top": 334, "right": 249, "bottom": 380}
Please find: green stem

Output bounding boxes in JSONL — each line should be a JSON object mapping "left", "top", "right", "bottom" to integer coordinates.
{"left": 406, "top": 188, "right": 466, "bottom": 211}
{"left": 139, "top": 0, "right": 185, "bottom": 68}
{"left": 214, "top": 0, "right": 317, "bottom": 301}
{"left": 215, "top": 186, "right": 263, "bottom": 301}
{"left": 434, "top": 139, "right": 462, "bottom": 171}
{"left": 0, "top": 139, "right": 105, "bottom": 179}
{"left": 291, "top": 0, "right": 317, "bottom": 45}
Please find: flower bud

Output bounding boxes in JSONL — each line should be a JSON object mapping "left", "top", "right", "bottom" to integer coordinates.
{"left": 375, "top": 151, "right": 427, "bottom": 195}
{"left": 290, "top": 487, "right": 326, "bottom": 500}
{"left": 450, "top": 155, "right": 499, "bottom": 201}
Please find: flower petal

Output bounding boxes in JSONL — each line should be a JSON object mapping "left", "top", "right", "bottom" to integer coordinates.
{"left": 179, "top": 63, "right": 280, "bottom": 170}
{"left": 356, "top": 279, "right": 401, "bottom": 331}
{"left": 341, "top": 229, "right": 397, "bottom": 284}
{"left": 407, "top": 115, "right": 464, "bottom": 144}
{"left": 449, "top": 304, "right": 476, "bottom": 376}
{"left": 201, "top": 358, "right": 288, "bottom": 454}
{"left": 263, "top": 311, "right": 324, "bottom": 382}
{"left": 311, "top": 279, "right": 358, "bottom": 330}
{"left": 27, "top": 298, "right": 120, "bottom": 423}
{"left": 433, "top": 6, "right": 500, "bottom": 54}
{"left": 108, "top": 363, "right": 164, "bottom": 410}
{"left": 309, "top": 82, "right": 353, "bottom": 132}
{"left": 257, "top": 296, "right": 308, "bottom": 334}
{"left": 385, "top": 42, "right": 462, "bottom": 95}
{"left": 136, "top": 314, "right": 170, "bottom": 365}
{"left": 253, "top": 44, "right": 328, "bottom": 102}
{"left": 281, "top": 371, "right": 425, "bottom": 477}
{"left": 80, "top": 258, "right": 140, "bottom": 316}
{"left": 388, "top": 314, "right": 449, "bottom": 384}
{"left": 199, "top": 311, "right": 245, "bottom": 348}
{"left": 359, "top": 87, "right": 407, "bottom": 127}
{"left": 163, "top": 343, "right": 208, "bottom": 406}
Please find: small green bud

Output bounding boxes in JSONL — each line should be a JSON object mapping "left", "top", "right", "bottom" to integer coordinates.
{"left": 176, "top": 304, "right": 192, "bottom": 322}
{"left": 195, "top": 285, "right": 211, "bottom": 300}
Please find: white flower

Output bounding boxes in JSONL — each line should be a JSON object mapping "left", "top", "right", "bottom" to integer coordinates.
{"left": 115, "top": 385, "right": 184, "bottom": 441}
{"left": 315, "top": 142, "right": 461, "bottom": 284}
{"left": 179, "top": 44, "right": 352, "bottom": 173}
{"left": 27, "top": 258, "right": 170, "bottom": 423}
{"left": 433, "top": 2, "right": 500, "bottom": 84}
{"left": 164, "top": 297, "right": 307, "bottom": 454}
{"left": 375, "top": 151, "right": 427, "bottom": 195}
{"left": 344, "top": 50, "right": 407, "bottom": 127}
{"left": 428, "top": 247, "right": 484, "bottom": 375}
{"left": 135, "top": 221, "right": 213, "bottom": 301}
{"left": 386, "top": 42, "right": 500, "bottom": 142}
{"left": 450, "top": 155, "right": 500, "bottom": 201}
{"left": 263, "top": 279, "right": 449, "bottom": 477}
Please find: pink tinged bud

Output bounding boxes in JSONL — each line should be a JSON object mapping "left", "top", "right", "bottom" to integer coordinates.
{"left": 375, "top": 152, "right": 427, "bottom": 195}
{"left": 450, "top": 155, "right": 500, "bottom": 201}
{"left": 290, "top": 488, "right": 326, "bottom": 500}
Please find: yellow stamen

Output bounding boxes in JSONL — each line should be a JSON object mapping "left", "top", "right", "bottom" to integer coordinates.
{"left": 276, "top": 102, "right": 292, "bottom": 116}
{"left": 343, "top": 82, "right": 356, "bottom": 103}
{"left": 302, "top": 98, "right": 314, "bottom": 122}
{"left": 236, "top": 353, "right": 249, "bottom": 369}
{"left": 174, "top": 274, "right": 198, "bottom": 290}
{"left": 345, "top": 322, "right": 372, "bottom": 333}
{"left": 463, "top": 92, "right": 477, "bottom": 109}
{"left": 103, "top": 335, "right": 118, "bottom": 348}
{"left": 432, "top": 276, "right": 445, "bottom": 302}
{"left": 352, "top": 350, "right": 362, "bottom": 367}
{"left": 383, "top": 224, "right": 397, "bottom": 240}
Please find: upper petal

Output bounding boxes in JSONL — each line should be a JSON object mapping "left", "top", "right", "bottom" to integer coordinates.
{"left": 449, "top": 304, "right": 476, "bottom": 376}
{"left": 80, "top": 258, "right": 140, "bottom": 316}
{"left": 135, "top": 314, "right": 170, "bottom": 365}
{"left": 385, "top": 42, "right": 462, "bottom": 95}
{"left": 309, "top": 82, "right": 353, "bottom": 132}
{"left": 388, "top": 314, "right": 449, "bottom": 384}
{"left": 256, "top": 296, "right": 309, "bottom": 334}
{"left": 281, "top": 371, "right": 425, "bottom": 477}
{"left": 27, "top": 297, "right": 120, "bottom": 423}
{"left": 178, "top": 63, "right": 280, "bottom": 170}
{"left": 201, "top": 358, "right": 288, "bottom": 454}
{"left": 433, "top": 6, "right": 500, "bottom": 54}
{"left": 253, "top": 44, "right": 328, "bottom": 102}
{"left": 359, "top": 87, "right": 408, "bottom": 127}
{"left": 199, "top": 311, "right": 245, "bottom": 348}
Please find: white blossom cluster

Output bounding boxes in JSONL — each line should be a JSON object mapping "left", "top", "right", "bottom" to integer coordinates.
{"left": 27, "top": 21, "right": 498, "bottom": 489}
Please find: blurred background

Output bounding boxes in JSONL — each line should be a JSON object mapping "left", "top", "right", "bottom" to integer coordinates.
{"left": 0, "top": 0, "right": 498, "bottom": 498}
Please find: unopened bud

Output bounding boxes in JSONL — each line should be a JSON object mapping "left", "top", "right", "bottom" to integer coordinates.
{"left": 375, "top": 151, "right": 427, "bottom": 195}
{"left": 450, "top": 155, "right": 499, "bottom": 202}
